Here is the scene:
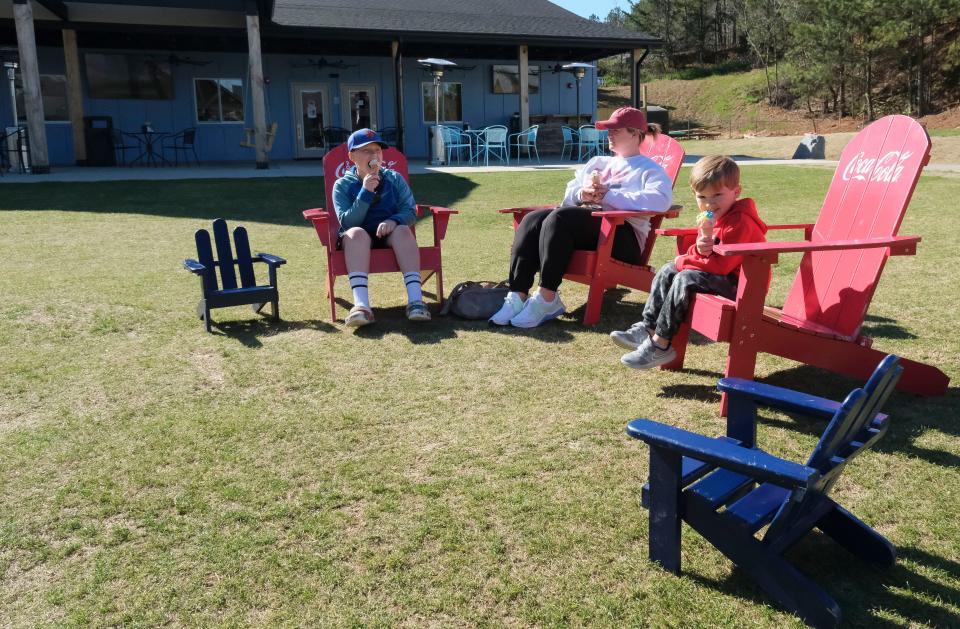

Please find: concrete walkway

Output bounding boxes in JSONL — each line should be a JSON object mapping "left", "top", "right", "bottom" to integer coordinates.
{"left": 1, "top": 155, "right": 957, "bottom": 184}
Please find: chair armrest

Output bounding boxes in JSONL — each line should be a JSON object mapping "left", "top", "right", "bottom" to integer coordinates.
{"left": 718, "top": 377, "right": 886, "bottom": 426}
{"left": 626, "top": 419, "right": 820, "bottom": 489}
{"left": 715, "top": 234, "right": 921, "bottom": 261}
{"left": 418, "top": 205, "right": 457, "bottom": 243}
{"left": 183, "top": 259, "right": 206, "bottom": 274}
{"left": 254, "top": 253, "right": 287, "bottom": 266}
{"left": 591, "top": 204, "right": 682, "bottom": 221}
{"left": 303, "top": 208, "right": 332, "bottom": 248}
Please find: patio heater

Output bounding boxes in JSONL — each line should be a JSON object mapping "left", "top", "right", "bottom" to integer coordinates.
{"left": 418, "top": 57, "right": 457, "bottom": 165}
{"left": 562, "top": 62, "right": 595, "bottom": 127}
{"left": 3, "top": 61, "right": 17, "bottom": 125}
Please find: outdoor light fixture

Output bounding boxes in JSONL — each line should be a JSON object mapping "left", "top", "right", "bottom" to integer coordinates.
{"left": 418, "top": 57, "right": 457, "bottom": 165}
{"left": 562, "top": 62, "right": 595, "bottom": 127}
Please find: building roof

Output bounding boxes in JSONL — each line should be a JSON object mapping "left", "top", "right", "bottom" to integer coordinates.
{"left": 270, "top": 0, "right": 658, "bottom": 48}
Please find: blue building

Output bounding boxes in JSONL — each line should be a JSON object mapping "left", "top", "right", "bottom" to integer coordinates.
{"left": 0, "top": 0, "right": 658, "bottom": 171}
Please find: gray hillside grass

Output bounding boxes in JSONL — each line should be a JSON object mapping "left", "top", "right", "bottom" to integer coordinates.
{"left": 0, "top": 168, "right": 958, "bottom": 626}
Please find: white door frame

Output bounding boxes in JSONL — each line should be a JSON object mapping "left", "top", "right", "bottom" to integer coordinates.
{"left": 340, "top": 83, "right": 379, "bottom": 132}
{"left": 291, "top": 82, "right": 331, "bottom": 158}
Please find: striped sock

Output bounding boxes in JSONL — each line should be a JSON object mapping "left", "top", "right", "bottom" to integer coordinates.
{"left": 403, "top": 271, "right": 423, "bottom": 303}
{"left": 348, "top": 272, "right": 369, "bottom": 308}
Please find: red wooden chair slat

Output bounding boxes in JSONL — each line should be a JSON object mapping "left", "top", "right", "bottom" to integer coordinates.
{"left": 498, "top": 132, "right": 686, "bottom": 325}
{"left": 658, "top": 115, "right": 948, "bottom": 414}
{"left": 302, "top": 144, "right": 457, "bottom": 321}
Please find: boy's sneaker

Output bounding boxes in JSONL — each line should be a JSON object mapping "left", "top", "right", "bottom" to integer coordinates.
{"left": 345, "top": 305, "right": 374, "bottom": 328}
{"left": 406, "top": 301, "right": 431, "bottom": 322}
{"left": 621, "top": 338, "right": 677, "bottom": 370}
{"left": 490, "top": 292, "right": 526, "bottom": 326}
{"left": 610, "top": 323, "right": 651, "bottom": 350}
{"left": 510, "top": 292, "right": 566, "bottom": 328}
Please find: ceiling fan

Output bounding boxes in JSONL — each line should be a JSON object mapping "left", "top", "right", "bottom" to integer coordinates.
{"left": 165, "top": 54, "right": 212, "bottom": 67}
{"left": 291, "top": 57, "right": 357, "bottom": 70}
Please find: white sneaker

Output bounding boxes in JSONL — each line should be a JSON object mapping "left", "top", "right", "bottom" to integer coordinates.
{"left": 509, "top": 292, "right": 566, "bottom": 328}
{"left": 490, "top": 292, "right": 526, "bottom": 325}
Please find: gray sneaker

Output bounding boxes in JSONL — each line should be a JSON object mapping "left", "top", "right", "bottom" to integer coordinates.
{"left": 610, "top": 324, "right": 651, "bottom": 350}
{"left": 621, "top": 339, "right": 677, "bottom": 370}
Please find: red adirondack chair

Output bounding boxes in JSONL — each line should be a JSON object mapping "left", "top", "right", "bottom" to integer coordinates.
{"left": 303, "top": 144, "right": 457, "bottom": 321}
{"left": 499, "top": 132, "right": 686, "bottom": 325}
{"left": 658, "top": 115, "right": 949, "bottom": 413}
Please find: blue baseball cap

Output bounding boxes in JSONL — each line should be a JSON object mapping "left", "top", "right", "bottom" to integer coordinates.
{"left": 347, "top": 128, "right": 388, "bottom": 151}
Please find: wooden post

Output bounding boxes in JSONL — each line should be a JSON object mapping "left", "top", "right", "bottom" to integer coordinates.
{"left": 391, "top": 40, "right": 405, "bottom": 153}
{"left": 13, "top": 0, "right": 49, "bottom": 173}
{"left": 245, "top": 10, "right": 268, "bottom": 169}
{"left": 518, "top": 45, "right": 530, "bottom": 131}
{"left": 62, "top": 28, "right": 85, "bottom": 164}
{"left": 630, "top": 47, "right": 648, "bottom": 110}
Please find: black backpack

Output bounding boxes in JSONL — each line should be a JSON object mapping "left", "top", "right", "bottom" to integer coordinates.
{"left": 438, "top": 281, "right": 510, "bottom": 319}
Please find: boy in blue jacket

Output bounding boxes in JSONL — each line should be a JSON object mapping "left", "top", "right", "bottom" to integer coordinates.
{"left": 333, "top": 128, "right": 430, "bottom": 327}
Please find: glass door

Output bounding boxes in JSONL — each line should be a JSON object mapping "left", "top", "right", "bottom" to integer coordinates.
{"left": 292, "top": 83, "right": 329, "bottom": 158}
{"left": 341, "top": 84, "right": 378, "bottom": 132}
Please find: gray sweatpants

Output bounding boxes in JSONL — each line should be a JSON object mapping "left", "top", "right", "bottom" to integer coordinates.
{"left": 641, "top": 262, "right": 739, "bottom": 341}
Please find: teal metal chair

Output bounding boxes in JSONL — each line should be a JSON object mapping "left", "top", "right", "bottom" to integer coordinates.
{"left": 560, "top": 125, "right": 578, "bottom": 161}
{"left": 477, "top": 125, "right": 508, "bottom": 166}
{"left": 508, "top": 125, "right": 540, "bottom": 163}
{"left": 577, "top": 125, "right": 601, "bottom": 162}
{"left": 439, "top": 125, "right": 472, "bottom": 164}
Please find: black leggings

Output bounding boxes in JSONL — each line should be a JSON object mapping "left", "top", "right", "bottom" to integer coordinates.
{"left": 508, "top": 205, "right": 644, "bottom": 293}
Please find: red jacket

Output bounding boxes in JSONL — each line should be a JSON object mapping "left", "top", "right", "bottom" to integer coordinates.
{"left": 675, "top": 198, "right": 767, "bottom": 275}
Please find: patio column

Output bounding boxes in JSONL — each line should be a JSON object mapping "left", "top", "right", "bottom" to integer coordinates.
{"left": 518, "top": 45, "right": 529, "bottom": 131}
{"left": 62, "top": 28, "right": 85, "bottom": 164}
{"left": 13, "top": 0, "right": 50, "bottom": 173}
{"left": 245, "top": 7, "right": 268, "bottom": 169}
{"left": 630, "top": 47, "right": 649, "bottom": 111}
{"left": 391, "top": 40, "right": 405, "bottom": 152}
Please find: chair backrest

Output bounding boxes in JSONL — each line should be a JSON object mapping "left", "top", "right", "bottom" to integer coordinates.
{"left": 561, "top": 126, "right": 575, "bottom": 142}
{"left": 440, "top": 125, "right": 462, "bottom": 143}
{"left": 640, "top": 131, "right": 685, "bottom": 184}
{"left": 781, "top": 115, "right": 930, "bottom": 338}
{"left": 321, "top": 142, "right": 411, "bottom": 239}
{"left": 764, "top": 355, "right": 902, "bottom": 541}
{"left": 579, "top": 126, "right": 599, "bottom": 142}
{"left": 483, "top": 125, "right": 507, "bottom": 144}
{"left": 194, "top": 218, "right": 259, "bottom": 293}
{"left": 526, "top": 125, "right": 539, "bottom": 142}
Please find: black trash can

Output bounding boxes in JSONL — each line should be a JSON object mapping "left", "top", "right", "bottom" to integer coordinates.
{"left": 509, "top": 112, "right": 521, "bottom": 135}
{"left": 645, "top": 106, "right": 669, "bottom": 134}
{"left": 84, "top": 116, "right": 116, "bottom": 166}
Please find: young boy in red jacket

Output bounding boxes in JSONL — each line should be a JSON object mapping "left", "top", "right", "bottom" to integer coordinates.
{"left": 612, "top": 155, "right": 768, "bottom": 369}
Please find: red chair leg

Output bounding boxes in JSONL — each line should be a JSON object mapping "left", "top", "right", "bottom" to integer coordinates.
{"left": 326, "top": 273, "right": 337, "bottom": 322}
{"left": 435, "top": 268, "right": 444, "bottom": 306}
{"left": 582, "top": 279, "right": 607, "bottom": 326}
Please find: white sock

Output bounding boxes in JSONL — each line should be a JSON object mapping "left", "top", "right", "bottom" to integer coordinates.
{"left": 348, "top": 272, "right": 369, "bottom": 308}
{"left": 403, "top": 272, "right": 423, "bottom": 303}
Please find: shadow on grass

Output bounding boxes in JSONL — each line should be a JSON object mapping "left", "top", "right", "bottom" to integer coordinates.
{"left": 685, "top": 542, "right": 960, "bottom": 627}
{"left": 210, "top": 317, "right": 338, "bottom": 348}
{"left": 860, "top": 313, "right": 919, "bottom": 341}
{"left": 0, "top": 173, "right": 479, "bottom": 227}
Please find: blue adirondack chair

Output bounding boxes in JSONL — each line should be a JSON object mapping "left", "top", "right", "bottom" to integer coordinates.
{"left": 183, "top": 218, "right": 287, "bottom": 332}
{"left": 626, "top": 355, "right": 903, "bottom": 629}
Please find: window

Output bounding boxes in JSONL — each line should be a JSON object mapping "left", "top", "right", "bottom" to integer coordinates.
{"left": 421, "top": 82, "right": 462, "bottom": 123}
{"left": 15, "top": 74, "right": 68, "bottom": 121}
{"left": 491, "top": 65, "right": 539, "bottom": 94}
{"left": 194, "top": 78, "right": 244, "bottom": 123}
{"left": 85, "top": 53, "right": 173, "bottom": 99}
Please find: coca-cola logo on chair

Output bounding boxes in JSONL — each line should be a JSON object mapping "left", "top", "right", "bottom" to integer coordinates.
{"left": 841, "top": 150, "right": 914, "bottom": 184}
{"left": 334, "top": 159, "right": 400, "bottom": 179}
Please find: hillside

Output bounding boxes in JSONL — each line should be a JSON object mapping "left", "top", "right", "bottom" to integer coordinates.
{"left": 600, "top": 70, "right": 960, "bottom": 137}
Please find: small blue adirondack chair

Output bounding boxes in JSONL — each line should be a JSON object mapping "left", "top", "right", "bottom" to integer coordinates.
{"left": 183, "top": 218, "right": 287, "bottom": 332}
{"left": 626, "top": 355, "right": 903, "bottom": 628}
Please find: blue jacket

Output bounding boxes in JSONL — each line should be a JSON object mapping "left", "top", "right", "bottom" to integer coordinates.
{"left": 332, "top": 167, "right": 417, "bottom": 234}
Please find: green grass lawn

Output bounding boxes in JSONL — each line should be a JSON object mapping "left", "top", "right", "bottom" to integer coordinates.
{"left": 1, "top": 167, "right": 959, "bottom": 627}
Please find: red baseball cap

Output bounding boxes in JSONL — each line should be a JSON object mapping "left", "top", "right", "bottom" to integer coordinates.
{"left": 595, "top": 107, "right": 647, "bottom": 131}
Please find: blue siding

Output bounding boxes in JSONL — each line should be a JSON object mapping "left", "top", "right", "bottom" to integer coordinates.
{"left": 0, "top": 48, "right": 599, "bottom": 164}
